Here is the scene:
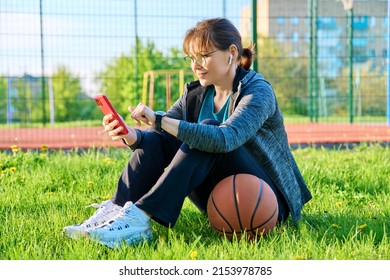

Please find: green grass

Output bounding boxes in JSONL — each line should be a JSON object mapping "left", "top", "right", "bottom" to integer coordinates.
{"left": 0, "top": 145, "right": 388, "bottom": 260}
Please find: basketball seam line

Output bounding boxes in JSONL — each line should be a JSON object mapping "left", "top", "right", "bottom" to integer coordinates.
{"left": 250, "top": 178, "right": 263, "bottom": 230}
{"left": 212, "top": 206, "right": 277, "bottom": 235}
{"left": 211, "top": 194, "right": 234, "bottom": 233}
{"left": 250, "top": 206, "right": 278, "bottom": 234}
{"left": 233, "top": 174, "right": 244, "bottom": 230}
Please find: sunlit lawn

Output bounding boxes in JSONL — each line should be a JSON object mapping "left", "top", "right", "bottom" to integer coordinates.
{"left": 0, "top": 144, "right": 388, "bottom": 260}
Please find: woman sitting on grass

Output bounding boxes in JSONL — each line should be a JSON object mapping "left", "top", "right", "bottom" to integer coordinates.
{"left": 64, "top": 17, "right": 312, "bottom": 248}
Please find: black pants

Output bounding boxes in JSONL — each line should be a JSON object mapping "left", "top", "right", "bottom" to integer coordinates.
{"left": 113, "top": 124, "right": 289, "bottom": 227}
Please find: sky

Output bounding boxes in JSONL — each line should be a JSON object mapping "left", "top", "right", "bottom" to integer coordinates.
{"left": 0, "top": 0, "right": 251, "bottom": 80}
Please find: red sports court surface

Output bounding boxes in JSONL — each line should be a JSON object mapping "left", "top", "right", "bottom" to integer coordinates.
{"left": 0, "top": 123, "right": 389, "bottom": 150}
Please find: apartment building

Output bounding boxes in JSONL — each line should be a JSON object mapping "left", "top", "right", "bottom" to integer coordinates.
{"left": 241, "top": 0, "right": 388, "bottom": 77}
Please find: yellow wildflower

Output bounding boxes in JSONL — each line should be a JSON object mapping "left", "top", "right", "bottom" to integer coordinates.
{"left": 357, "top": 224, "right": 367, "bottom": 230}
{"left": 40, "top": 145, "right": 48, "bottom": 152}
{"left": 11, "top": 145, "right": 19, "bottom": 153}
{"left": 190, "top": 251, "right": 198, "bottom": 259}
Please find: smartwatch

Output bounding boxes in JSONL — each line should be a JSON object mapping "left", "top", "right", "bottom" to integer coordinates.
{"left": 154, "top": 111, "right": 166, "bottom": 130}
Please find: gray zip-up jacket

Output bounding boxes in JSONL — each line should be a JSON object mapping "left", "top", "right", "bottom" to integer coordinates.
{"left": 130, "top": 68, "right": 312, "bottom": 222}
{"left": 166, "top": 69, "right": 312, "bottom": 223}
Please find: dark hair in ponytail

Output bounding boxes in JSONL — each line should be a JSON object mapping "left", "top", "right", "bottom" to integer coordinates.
{"left": 240, "top": 42, "right": 255, "bottom": 71}
{"left": 183, "top": 17, "right": 255, "bottom": 71}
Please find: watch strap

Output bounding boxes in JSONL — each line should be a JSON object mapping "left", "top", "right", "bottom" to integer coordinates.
{"left": 155, "top": 111, "right": 165, "bottom": 130}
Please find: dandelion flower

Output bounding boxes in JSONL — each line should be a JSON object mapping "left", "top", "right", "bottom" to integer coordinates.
{"left": 335, "top": 201, "right": 342, "bottom": 207}
{"left": 357, "top": 224, "right": 367, "bottom": 230}
{"left": 103, "top": 157, "right": 112, "bottom": 163}
{"left": 11, "top": 145, "right": 20, "bottom": 153}
{"left": 40, "top": 145, "right": 48, "bottom": 152}
{"left": 190, "top": 251, "right": 198, "bottom": 259}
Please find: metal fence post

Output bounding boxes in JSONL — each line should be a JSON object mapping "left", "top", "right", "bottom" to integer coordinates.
{"left": 40, "top": 0, "right": 47, "bottom": 126}
{"left": 313, "top": 0, "right": 318, "bottom": 122}
{"left": 387, "top": 0, "right": 390, "bottom": 125}
{"left": 134, "top": 0, "right": 139, "bottom": 103}
{"left": 308, "top": 0, "right": 318, "bottom": 122}
{"left": 251, "top": 0, "right": 258, "bottom": 73}
{"left": 347, "top": 7, "right": 354, "bottom": 123}
{"left": 308, "top": 0, "right": 313, "bottom": 121}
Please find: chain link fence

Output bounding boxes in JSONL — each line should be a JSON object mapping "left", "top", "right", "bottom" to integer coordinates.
{"left": 0, "top": 0, "right": 389, "bottom": 129}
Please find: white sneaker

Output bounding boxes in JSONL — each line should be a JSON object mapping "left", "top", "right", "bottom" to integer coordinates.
{"left": 86, "top": 201, "right": 153, "bottom": 248}
{"left": 63, "top": 200, "right": 122, "bottom": 239}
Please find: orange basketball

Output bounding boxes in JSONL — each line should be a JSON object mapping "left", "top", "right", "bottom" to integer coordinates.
{"left": 207, "top": 174, "right": 279, "bottom": 240}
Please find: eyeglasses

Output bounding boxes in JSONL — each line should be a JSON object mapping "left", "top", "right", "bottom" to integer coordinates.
{"left": 183, "top": 49, "right": 219, "bottom": 67}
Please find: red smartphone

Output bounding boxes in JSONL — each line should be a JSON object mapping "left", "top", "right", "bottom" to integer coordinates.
{"left": 94, "top": 94, "right": 129, "bottom": 135}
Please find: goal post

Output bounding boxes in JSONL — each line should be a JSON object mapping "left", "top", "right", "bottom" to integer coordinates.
{"left": 142, "top": 69, "right": 194, "bottom": 111}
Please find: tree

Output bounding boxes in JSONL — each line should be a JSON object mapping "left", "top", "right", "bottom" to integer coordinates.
{"left": 253, "top": 37, "right": 308, "bottom": 116}
{"left": 51, "top": 66, "right": 89, "bottom": 122}
{"left": 335, "top": 64, "right": 387, "bottom": 117}
{"left": 10, "top": 76, "right": 42, "bottom": 124}
{"left": 98, "top": 39, "right": 189, "bottom": 122}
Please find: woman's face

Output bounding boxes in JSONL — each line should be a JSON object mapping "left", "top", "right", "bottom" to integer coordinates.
{"left": 186, "top": 44, "right": 231, "bottom": 87}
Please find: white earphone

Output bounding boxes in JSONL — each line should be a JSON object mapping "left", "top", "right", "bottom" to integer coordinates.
{"left": 228, "top": 54, "right": 233, "bottom": 65}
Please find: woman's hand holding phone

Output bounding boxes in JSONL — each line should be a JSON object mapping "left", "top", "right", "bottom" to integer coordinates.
{"left": 94, "top": 94, "right": 137, "bottom": 146}
{"left": 102, "top": 114, "right": 137, "bottom": 145}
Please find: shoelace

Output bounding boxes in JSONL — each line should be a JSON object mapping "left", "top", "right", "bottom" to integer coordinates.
{"left": 84, "top": 202, "right": 116, "bottom": 225}
{"left": 105, "top": 206, "right": 137, "bottom": 230}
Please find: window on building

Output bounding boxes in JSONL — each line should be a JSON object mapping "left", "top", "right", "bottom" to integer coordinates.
{"left": 304, "top": 32, "right": 310, "bottom": 43}
{"left": 369, "top": 16, "right": 376, "bottom": 28}
{"left": 290, "top": 17, "right": 299, "bottom": 25}
{"left": 318, "top": 17, "right": 337, "bottom": 30}
{"left": 292, "top": 32, "right": 299, "bottom": 42}
{"left": 382, "top": 49, "right": 387, "bottom": 58}
{"left": 383, "top": 17, "right": 388, "bottom": 28}
{"left": 277, "top": 17, "right": 285, "bottom": 25}
{"left": 368, "top": 49, "right": 375, "bottom": 58}
{"left": 277, "top": 32, "right": 285, "bottom": 41}
{"left": 353, "top": 16, "right": 368, "bottom": 30}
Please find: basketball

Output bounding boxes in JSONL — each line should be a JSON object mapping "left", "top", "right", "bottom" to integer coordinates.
{"left": 207, "top": 174, "right": 279, "bottom": 240}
